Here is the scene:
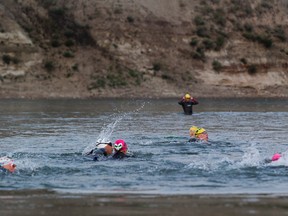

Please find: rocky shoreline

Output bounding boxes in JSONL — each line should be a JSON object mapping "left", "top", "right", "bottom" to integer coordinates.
{"left": 0, "top": 82, "right": 287, "bottom": 99}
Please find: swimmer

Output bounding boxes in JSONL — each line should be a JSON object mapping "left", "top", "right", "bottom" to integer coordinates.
{"left": 0, "top": 156, "right": 17, "bottom": 172}
{"left": 189, "top": 126, "right": 208, "bottom": 142}
{"left": 264, "top": 153, "right": 282, "bottom": 163}
{"left": 178, "top": 93, "right": 198, "bottom": 115}
{"left": 272, "top": 153, "right": 282, "bottom": 161}
{"left": 113, "top": 139, "right": 129, "bottom": 159}
{"left": 86, "top": 141, "right": 113, "bottom": 161}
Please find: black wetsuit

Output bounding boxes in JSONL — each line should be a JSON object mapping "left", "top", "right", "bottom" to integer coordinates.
{"left": 188, "top": 138, "right": 197, "bottom": 142}
{"left": 112, "top": 151, "right": 128, "bottom": 159}
{"left": 87, "top": 142, "right": 113, "bottom": 161}
{"left": 178, "top": 98, "right": 199, "bottom": 115}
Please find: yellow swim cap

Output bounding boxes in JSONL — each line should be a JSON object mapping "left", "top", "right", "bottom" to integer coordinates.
{"left": 195, "top": 128, "right": 206, "bottom": 135}
{"left": 185, "top": 94, "right": 191, "bottom": 99}
{"left": 190, "top": 126, "right": 198, "bottom": 132}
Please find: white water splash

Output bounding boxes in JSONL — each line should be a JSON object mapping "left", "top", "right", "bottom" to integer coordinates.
{"left": 16, "top": 157, "right": 39, "bottom": 172}
{"left": 81, "top": 115, "right": 123, "bottom": 155}
{"left": 237, "top": 145, "right": 261, "bottom": 167}
{"left": 82, "top": 102, "right": 146, "bottom": 155}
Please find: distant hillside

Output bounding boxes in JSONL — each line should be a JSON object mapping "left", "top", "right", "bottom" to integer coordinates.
{"left": 0, "top": 0, "right": 287, "bottom": 98}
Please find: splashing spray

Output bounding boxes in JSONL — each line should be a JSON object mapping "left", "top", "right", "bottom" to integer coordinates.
{"left": 82, "top": 102, "right": 146, "bottom": 155}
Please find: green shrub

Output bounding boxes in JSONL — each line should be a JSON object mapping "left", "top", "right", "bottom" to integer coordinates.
{"left": 161, "top": 74, "right": 173, "bottom": 80}
{"left": 240, "top": 58, "right": 247, "bottom": 64}
{"left": 273, "top": 26, "right": 286, "bottom": 42}
{"left": 2, "top": 55, "right": 11, "bottom": 65}
{"left": 260, "top": 1, "right": 273, "bottom": 9}
{"left": 243, "top": 32, "right": 273, "bottom": 49}
{"left": 192, "top": 48, "right": 205, "bottom": 60}
{"left": 244, "top": 6, "right": 253, "bottom": 16}
{"left": 96, "top": 79, "right": 106, "bottom": 88}
{"left": 215, "top": 36, "right": 225, "bottom": 50}
{"left": 51, "top": 40, "right": 61, "bottom": 47}
{"left": 243, "top": 32, "right": 257, "bottom": 41}
{"left": 244, "top": 23, "right": 253, "bottom": 32}
{"left": 65, "top": 39, "right": 74, "bottom": 47}
{"left": 202, "top": 38, "right": 214, "bottom": 50}
{"left": 212, "top": 60, "right": 222, "bottom": 72}
{"left": 12, "top": 57, "right": 19, "bottom": 64}
{"left": 196, "top": 26, "right": 209, "bottom": 37}
{"left": 0, "top": 24, "right": 4, "bottom": 33}
{"left": 2, "top": 55, "right": 20, "bottom": 65}
{"left": 230, "top": 0, "right": 253, "bottom": 16}
{"left": 135, "top": 77, "right": 142, "bottom": 86}
{"left": 127, "top": 16, "right": 134, "bottom": 23}
{"left": 153, "top": 63, "right": 162, "bottom": 71}
{"left": 44, "top": 61, "right": 55, "bottom": 72}
{"left": 39, "top": 0, "right": 57, "bottom": 8}
{"left": 128, "top": 69, "right": 143, "bottom": 85}
{"left": 63, "top": 51, "right": 74, "bottom": 58}
{"left": 194, "top": 15, "right": 205, "bottom": 26}
{"left": 48, "top": 7, "right": 65, "bottom": 17}
{"left": 256, "top": 35, "right": 273, "bottom": 48}
{"left": 213, "top": 9, "right": 226, "bottom": 26}
{"left": 64, "top": 30, "right": 74, "bottom": 38}
{"left": 190, "top": 38, "right": 198, "bottom": 46}
{"left": 107, "top": 74, "right": 127, "bottom": 87}
{"left": 248, "top": 64, "right": 257, "bottom": 75}
{"left": 87, "top": 78, "right": 106, "bottom": 90}
{"left": 128, "top": 69, "right": 139, "bottom": 78}
{"left": 72, "top": 64, "right": 78, "bottom": 71}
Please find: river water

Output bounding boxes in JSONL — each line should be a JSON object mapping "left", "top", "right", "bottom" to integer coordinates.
{"left": 0, "top": 98, "right": 287, "bottom": 195}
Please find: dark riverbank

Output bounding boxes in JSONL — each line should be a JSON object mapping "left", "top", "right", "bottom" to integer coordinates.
{"left": 0, "top": 190, "right": 287, "bottom": 216}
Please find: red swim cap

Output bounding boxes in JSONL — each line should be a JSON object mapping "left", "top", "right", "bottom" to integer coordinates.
{"left": 272, "top": 153, "right": 281, "bottom": 161}
{"left": 114, "top": 139, "right": 128, "bottom": 153}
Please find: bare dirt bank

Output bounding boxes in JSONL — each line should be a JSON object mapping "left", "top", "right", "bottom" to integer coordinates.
{"left": 0, "top": 0, "right": 288, "bottom": 99}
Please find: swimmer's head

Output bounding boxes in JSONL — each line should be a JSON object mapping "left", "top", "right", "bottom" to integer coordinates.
{"left": 272, "top": 153, "right": 281, "bottom": 161}
{"left": 185, "top": 94, "right": 191, "bottom": 99}
{"left": 195, "top": 128, "right": 206, "bottom": 135}
{"left": 2, "top": 163, "right": 16, "bottom": 172}
{"left": 189, "top": 126, "right": 198, "bottom": 137}
{"left": 190, "top": 126, "right": 198, "bottom": 132}
{"left": 114, "top": 139, "right": 128, "bottom": 153}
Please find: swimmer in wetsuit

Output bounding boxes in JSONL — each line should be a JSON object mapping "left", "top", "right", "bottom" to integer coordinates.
{"left": 86, "top": 141, "right": 113, "bottom": 161}
{"left": 188, "top": 126, "right": 208, "bottom": 142}
{"left": 265, "top": 153, "right": 282, "bottom": 163}
{"left": 0, "top": 156, "right": 16, "bottom": 172}
{"left": 113, "top": 139, "right": 129, "bottom": 159}
{"left": 178, "top": 93, "right": 198, "bottom": 115}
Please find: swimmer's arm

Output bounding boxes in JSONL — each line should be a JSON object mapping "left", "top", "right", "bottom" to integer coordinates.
{"left": 188, "top": 138, "right": 197, "bottom": 142}
{"left": 264, "top": 158, "right": 272, "bottom": 163}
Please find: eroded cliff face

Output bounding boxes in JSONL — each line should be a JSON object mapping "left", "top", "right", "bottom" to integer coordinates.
{"left": 0, "top": 0, "right": 287, "bottom": 98}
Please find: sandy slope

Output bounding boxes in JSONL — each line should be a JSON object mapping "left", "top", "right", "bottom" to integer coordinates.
{"left": 0, "top": 0, "right": 287, "bottom": 98}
